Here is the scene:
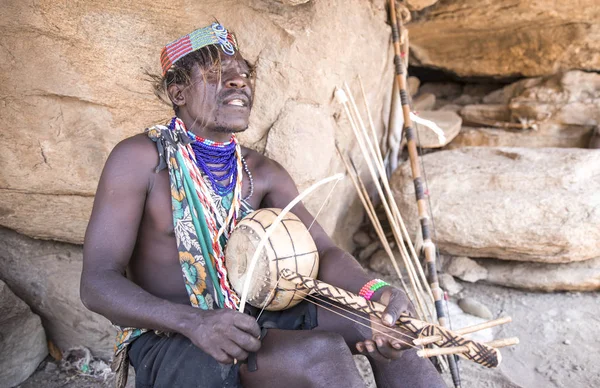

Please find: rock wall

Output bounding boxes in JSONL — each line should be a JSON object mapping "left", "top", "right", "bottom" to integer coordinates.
{"left": 409, "top": 0, "right": 600, "bottom": 77}
{"left": 0, "top": 0, "right": 393, "bottom": 247}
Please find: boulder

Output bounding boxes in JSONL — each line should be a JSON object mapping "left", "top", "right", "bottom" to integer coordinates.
{"left": 477, "top": 257, "right": 600, "bottom": 292}
{"left": 391, "top": 147, "right": 600, "bottom": 263}
{"left": 0, "top": 227, "right": 113, "bottom": 358}
{"left": 412, "top": 110, "right": 462, "bottom": 148}
{"left": 0, "top": 280, "right": 47, "bottom": 388}
{"left": 445, "top": 256, "right": 488, "bottom": 283}
{"left": 0, "top": 0, "right": 393, "bottom": 246}
{"left": 412, "top": 93, "right": 436, "bottom": 112}
{"left": 409, "top": 0, "right": 600, "bottom": 77}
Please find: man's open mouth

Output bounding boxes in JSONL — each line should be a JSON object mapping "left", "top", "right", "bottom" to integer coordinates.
{"left": 226, "top": 98, "right": 246, "bottom": 107}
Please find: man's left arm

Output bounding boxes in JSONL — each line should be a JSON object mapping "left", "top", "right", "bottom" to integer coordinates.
{"left": 261, "top": 159, "right": 413, "bottom": 355}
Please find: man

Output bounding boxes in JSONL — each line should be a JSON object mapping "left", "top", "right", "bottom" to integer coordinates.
{"left": 81, "top": 23, "right": 445, "bottom": 388}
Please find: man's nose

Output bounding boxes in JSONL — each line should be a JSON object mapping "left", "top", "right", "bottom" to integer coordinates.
{"left": 225, "top": 74, "right": 247, "bottom": 89}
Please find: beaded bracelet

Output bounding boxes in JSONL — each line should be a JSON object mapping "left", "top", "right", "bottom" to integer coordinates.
{"left": 359, "top": 279, "right": 389, "bottom": 301}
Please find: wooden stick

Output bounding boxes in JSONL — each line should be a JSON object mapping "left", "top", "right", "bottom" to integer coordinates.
{"left": 457, "top": 317, "right": 512, "bottom": 335}
{"left": 335, "top": 145, "right": 411, "bottom": 298}
{"left": 387, "top": 0, "right": 461, "bottom": 385}
{"left": 413, "top": 317, "right": 513, "bottom": 346}
{"left": 340, "top": 84, "right": 434, "bottom": 319}
{"left": 486, "top": 337, "right": 520, "bottom": 349}
{"left": 417, "top": 346, "right": 469, "bottom": 358}
{"left": 344, "top": 82, "right": 435, "bottom": 313}
{"left": 336, "top": 88, "right": 430, "bottom": 322}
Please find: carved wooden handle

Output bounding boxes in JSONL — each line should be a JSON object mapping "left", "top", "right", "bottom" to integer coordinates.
{"left": 280, "top": 269, "right": 502, "bottom": 368}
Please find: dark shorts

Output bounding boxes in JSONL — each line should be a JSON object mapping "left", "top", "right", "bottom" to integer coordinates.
{"left": 128, "top": 301, "right": 318, "bottom": 388}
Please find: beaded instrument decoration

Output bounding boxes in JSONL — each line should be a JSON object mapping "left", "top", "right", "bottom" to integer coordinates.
{"left": 160, "top": 22, "right": 238, "bottom": 75}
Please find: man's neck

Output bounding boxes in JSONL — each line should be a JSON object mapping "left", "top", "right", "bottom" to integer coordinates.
{"left": 177, "top": 114, "right": 233, "bottom": 143}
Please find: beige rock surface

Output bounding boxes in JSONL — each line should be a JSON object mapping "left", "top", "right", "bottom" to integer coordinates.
{"left": 0, "top": 0, "right": 393, "bottom": 246}
{"left": 391, "top": 147, "right": 600, "bottom": 263}
{"left": 478, "top": 257, "right": 600, "bottom": 292}
{"left": 447, "top": 124, "right": 594, "bottom": 150}
{"left": 0, "top": 280, "right": 47, "bottom": 388}
{"left": 409, "top": 0, "right": 600, "bottom": 77}
{"left": 405, "top": 0, "right": 439, "bottom": 11}
{"left": 0, "top": 227, "right": 113, "bottom": 357}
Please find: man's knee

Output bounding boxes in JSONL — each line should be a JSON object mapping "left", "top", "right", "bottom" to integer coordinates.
{"left": 300, "top": 331, "right": 352, "bottom": 369}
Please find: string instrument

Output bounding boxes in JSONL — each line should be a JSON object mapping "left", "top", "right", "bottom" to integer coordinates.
{"left": 226, "top": 208, "right": 518, "bottom": 368}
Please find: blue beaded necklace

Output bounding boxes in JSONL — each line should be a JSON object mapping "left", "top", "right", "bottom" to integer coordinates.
{"left": 169, "top": 117, "right": 238, "bottom": 196}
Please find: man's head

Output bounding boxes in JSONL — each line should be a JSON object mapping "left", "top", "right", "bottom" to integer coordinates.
{"left": 153, "top": 23, "right": 254, "bottom": 134}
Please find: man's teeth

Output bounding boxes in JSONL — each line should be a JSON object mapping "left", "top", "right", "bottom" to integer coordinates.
{"left": 227, "top": 99, "right": 245, "bottom": 106}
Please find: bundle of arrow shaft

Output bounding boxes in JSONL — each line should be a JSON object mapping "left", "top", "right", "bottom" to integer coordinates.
{"left": 331, "top": 1, "right": 519, "bottom": 386}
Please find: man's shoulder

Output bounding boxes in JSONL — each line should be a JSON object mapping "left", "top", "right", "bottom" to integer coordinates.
{"left": 105, "top": 132, "right": 160, "bottom": 174}
{"left": 241, "top": 146, "right": 284, "bottom": 173}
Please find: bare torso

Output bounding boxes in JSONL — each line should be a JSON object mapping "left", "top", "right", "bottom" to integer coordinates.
{"left": 126, "top": 136, "right": 268, "bottom": 305}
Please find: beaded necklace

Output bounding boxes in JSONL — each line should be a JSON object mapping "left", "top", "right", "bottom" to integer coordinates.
{"left": 168, "top": 117, "right": 252, "bottom": 198}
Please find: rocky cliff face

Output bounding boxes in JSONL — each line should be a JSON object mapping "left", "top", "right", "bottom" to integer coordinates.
{"left": 0, "top": 0, "right": 391, "bottom": 245}
{"left": 409, "top": 0, "right": 600, "bottom": 77}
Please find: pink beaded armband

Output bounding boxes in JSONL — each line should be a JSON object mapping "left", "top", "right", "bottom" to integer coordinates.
{"left": 358, "top": 279, "right": 389, "bottom": 301}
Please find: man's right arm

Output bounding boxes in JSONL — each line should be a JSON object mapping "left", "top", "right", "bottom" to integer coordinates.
{"left": 80, "top": 134, "right": 261, "bottom": 362}
{"left": 81, "top": 134, "right": 195, "bottom": 333}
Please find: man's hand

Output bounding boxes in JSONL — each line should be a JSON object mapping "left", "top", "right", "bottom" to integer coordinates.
{"left": 355, "top": 286, "right": 416, "bottom": 361}
{"left": 182, "top": 309, "right": 262, "bottom": 364}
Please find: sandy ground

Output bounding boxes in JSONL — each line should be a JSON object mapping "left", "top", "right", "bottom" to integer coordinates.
{"left": 17, "top": 281, "right": 600, "bottom": 388}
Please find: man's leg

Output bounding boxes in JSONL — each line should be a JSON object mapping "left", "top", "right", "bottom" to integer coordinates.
{"left": 128, "top": 331, "right": 242, "bottom": 388}
{"left": 240, "top": 329, "right": 365, "bottom": 388}
{"left": 314, "top": 304, "right": 446, "bottom": 388}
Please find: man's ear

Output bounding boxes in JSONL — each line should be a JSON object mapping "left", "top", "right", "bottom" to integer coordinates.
{"left": 167, "top": 83, "right": 186, "bottom": 109}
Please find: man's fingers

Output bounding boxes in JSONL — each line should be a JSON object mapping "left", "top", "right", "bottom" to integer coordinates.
{"left": 232, "top": 313, "right": 261, "bottom": 337}
{"left": 382, "top": 290, "right": 408, "bottom": 327}
{"left": 356, "top": 342, "right": 365, "bottom": 353}
{"left": 374, "top": 335, "right": 404, "bottom": 360}
{"left": 228, "top": 327, "right": 262, "bottom": 353}
{"left": 213, "top": 349, "right": 234, "bottom": 364}
{"left": 221, "top": 339, "right": 249, "bottom": 361}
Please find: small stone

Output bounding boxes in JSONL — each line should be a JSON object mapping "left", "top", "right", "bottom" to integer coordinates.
{"left": 438, "top": 273, "right": 463, "bottom": 296}
{"left": 446, "top": 257, "right": 488, "bottom": 283}
{"left": 563, "top": 339, "right": 571, "bottom": 345}
{"left": 358, "top": 241, "right": 380, "bottom": 261}
{"left": 457, "top": 297, "right": 493, "bottom": 320}
{"left": 45, "top": 361, "right": 58, "bottom": 373}
{"left": 353, "top": 231, "right": 372, "bottom": 248}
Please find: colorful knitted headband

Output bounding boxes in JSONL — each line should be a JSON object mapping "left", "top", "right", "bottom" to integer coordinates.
{"left": 160, "top": 22, "right": 238, "bottom": 76}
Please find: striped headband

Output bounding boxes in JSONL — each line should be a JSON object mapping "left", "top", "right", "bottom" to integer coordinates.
{"left": 160, "top": 22, "right": 238, "bottom": 76}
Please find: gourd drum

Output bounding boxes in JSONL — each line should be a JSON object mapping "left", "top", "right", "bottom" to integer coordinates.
{"left": 225, "top": 208, "right": 319, "bottom": 311}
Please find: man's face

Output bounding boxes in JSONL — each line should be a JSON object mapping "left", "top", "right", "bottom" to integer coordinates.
{"left": 181, "top": 51, "right": 254, "bottom": 133}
